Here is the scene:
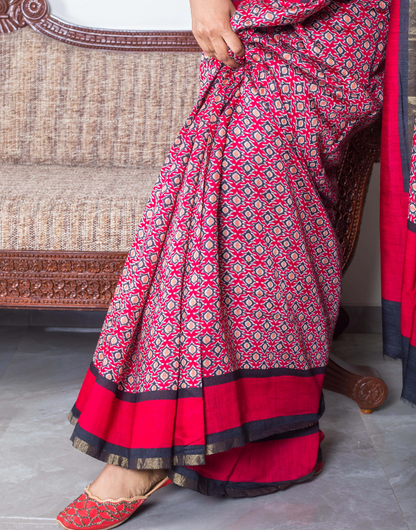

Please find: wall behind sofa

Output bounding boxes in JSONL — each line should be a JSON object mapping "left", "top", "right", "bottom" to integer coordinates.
{"left": 49, "top": 0, "right": 193, "bottom": 30}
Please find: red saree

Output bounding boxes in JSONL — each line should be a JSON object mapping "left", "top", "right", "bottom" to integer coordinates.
{"left": 69, "top": 0, "right": 390, "bottom": 496}
{"left": 380, "top": 0, "right": 416, "bottom": 406}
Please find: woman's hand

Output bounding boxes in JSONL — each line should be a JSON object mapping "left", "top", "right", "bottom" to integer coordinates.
{"left": 189, "top": 0, "right": 245, "bottom": 69}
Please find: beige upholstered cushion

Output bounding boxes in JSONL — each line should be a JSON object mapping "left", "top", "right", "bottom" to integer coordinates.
{"left": 0, "top": 164, "right": 161, "bottom": 252}
{"left": 0, "top": 28, "right": 200, "bottom": 168}
{"left": 0, "top": 28, "right": 202, "bottom": 253}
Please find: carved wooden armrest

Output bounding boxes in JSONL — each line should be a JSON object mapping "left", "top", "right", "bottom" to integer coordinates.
{"left": 324, "top": 355, "right": 388, "bottom": 413}
{"left": 323, "top": 115, "right": 388, "bottom": 413}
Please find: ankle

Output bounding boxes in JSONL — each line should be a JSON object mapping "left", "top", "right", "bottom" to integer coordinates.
{"left": 128, "top": 469, "right": 167, "bottom": 498}
{"left": 89, "top": 465, "right": 167, "bottom": 500}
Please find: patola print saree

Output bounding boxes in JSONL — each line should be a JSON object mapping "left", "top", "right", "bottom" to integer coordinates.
{"left": 69, "top": 0, "right": 390, "bottom": 495}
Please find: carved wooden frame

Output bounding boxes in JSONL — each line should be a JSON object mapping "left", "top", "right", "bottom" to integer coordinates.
{"left": 0, "top": 0, "right": 201, "bottom": 51}
{"left": 0, "top": 251, "right": 126, "bottom": 309}
{"left": 332, "top": 116, "right": 382, "bottom": 272}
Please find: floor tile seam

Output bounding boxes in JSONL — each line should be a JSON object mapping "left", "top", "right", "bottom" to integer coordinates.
{"left": 359, "top": 414, "right": 411, "bottom": 529}
{"left": 0, "top": 352, "right": 16, "bottom": 384}
{"left": 0, "top": 516, "right": 56, "bottom": 521}
{"left": 0, "top": 327, "right": 29, "bottom": 384}
{"left": 373, "top": 443, "right": 413, "bottom": 530}
{"left": 15, "top": 327, "right": 30, "bottom": 354}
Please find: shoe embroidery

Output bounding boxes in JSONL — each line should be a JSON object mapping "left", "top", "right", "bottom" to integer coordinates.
{"left": 57, "top": 492, "right": 145, "bottom": 529}
{"left": 57, "top": 478, "right": 171, "bottom": 530}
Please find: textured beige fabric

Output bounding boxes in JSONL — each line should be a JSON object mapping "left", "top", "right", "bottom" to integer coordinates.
{"left": 0, "top": 164, "right": 162, "bottom": 252}
{"left": 0, "top": 28, "right": 200, "bottom": 168}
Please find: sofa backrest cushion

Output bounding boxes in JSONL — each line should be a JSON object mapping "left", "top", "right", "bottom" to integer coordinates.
{"left": 0, "top": 27, "right": 201, "bottom": 168}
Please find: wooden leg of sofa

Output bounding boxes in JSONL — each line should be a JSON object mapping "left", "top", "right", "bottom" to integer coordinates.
{"left": 323, "top": 354, "right": 388, "bottom": 413}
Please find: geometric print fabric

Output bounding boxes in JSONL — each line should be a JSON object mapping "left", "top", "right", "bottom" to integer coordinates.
{"left": 65, "top": 3, "right": 391, "bottom": 500}
{"left": 91, "top": 0, "right": 390, "bottom": 393}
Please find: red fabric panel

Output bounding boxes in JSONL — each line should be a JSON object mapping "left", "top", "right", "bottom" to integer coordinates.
{"left": 76, "top": 370, "right": 205, "bottom": 448}
{"left": 75, "top": 367, "right": 323, "bottom": 450}
{"left": 189, "top": 431, "right": 322, "bottom": 483}
{"left": 75, "top": 367, "right": 96, "bottom": 412}
{"left": 173, "top": 394, "right": 205, "bottom": 448}
{"left": 380, "top": 0, "right": 408, "bottom": 302}
{"left": 203, "top": 374, "right": 324, "bottom": 435}
{"left": 77, "top": 383, "right": 181, "bottom": 448}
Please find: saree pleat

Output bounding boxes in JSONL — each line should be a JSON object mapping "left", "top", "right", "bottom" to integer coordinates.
{"left": 69, "top": 0, "right": 390, "bottom": 495}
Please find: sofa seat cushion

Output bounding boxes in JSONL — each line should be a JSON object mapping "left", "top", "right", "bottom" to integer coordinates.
{"left": 0, "top": 164, "right": 161, "bottom": 252}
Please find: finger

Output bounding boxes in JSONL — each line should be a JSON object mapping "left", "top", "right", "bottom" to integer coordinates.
{"left": 192, "top": 32, "right": 216, "bottom": 57}
{"left": 222, "top": 29, "right": 245, "bottom": 58}
{"left": 211, "top": 36, "right": 240, "bottom": 69}
{"left": 201, "top": 39, "right": 216, "bottom": 58}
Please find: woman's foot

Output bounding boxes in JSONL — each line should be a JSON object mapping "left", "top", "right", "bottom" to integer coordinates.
{"left": 56, "top": 469, "right": 171, "bottom": 530}
{"left": 88, "top": 464, "right": 167, "bottom": 500}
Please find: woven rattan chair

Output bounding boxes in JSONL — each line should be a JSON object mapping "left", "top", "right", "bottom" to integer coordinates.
{"left": 0, "top": 0, "right": 387, "bottom": 412}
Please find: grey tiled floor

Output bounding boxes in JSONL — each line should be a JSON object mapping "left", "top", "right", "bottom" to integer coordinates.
{"left": 0, "top": 327, "right": 414, "bottom": 530}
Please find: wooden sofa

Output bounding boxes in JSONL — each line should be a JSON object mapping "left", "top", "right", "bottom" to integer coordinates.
{"left": 0, "top": 0, "right": 387, "bottom": 411}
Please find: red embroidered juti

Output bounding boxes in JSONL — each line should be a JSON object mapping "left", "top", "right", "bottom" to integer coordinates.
{"left": 68, "top": 0, "right": 390, "bottom": 497}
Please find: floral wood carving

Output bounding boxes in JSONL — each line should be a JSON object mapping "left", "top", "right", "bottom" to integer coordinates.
{"left": 357, "top": 379, "right": 387, "bottom": 408}
{"left": 0, "top": 0, "right": 201, "bottom": 52}
{"left": 323, "top": 356, "right": 388, "bottom": 412}
{"left": 0, "top": 251, "right": 126, "bottom": 309}
{"left": 35, "top": 19, "right": 201, "bottom": 52}
{"left": 21, "top": 0, "right": 47, "bottom": 21}
{"left": 333, "top": 114, "right": 382, "bottom": 274}
{"left": 0, "top": 0, "right": 26, "bottom": 33}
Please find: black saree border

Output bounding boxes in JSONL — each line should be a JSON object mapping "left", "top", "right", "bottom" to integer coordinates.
{"left": 407, "top": 219, "right": 416, "bottom": 233}
{"left": 205, "top": 397, "right": 324, "bottom": 455}
{"left": 381, "top": 298, "right": 403, "bottom": 359}
{"left": 399, "top": 0, "right": 411, "bottom": 192}
{"left": 88, "top": 362, "right": 203, "bottom": 401}
{"left": 87, "top": 361, "right": 326, "bottom": 402}
{"left": 202, "top": 365, "right": 326, "bottom": 386}
{"left": 382, "top": 298, "right": 416, "bottom": 404}
{"left": 250, "top": 422, "right": 320, "bottom": 442}
{"left": 168, "top": 425, "right": 323, "bottom": 497}
{"left": 168, "top": 461, "right": 319, "bottom": 498}
{"left": 68, "top": 399, "right": 324, "bottom": 470}
{"left": 70, "top": 421, "right": 206, "bottom": 468}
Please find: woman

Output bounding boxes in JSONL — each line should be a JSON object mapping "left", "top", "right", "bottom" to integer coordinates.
{"left": 57, "top": 0, "right": 390, "bottom": 528}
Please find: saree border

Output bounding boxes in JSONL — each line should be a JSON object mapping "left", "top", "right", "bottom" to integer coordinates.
{"left": 68, "top": 400, "right": 324, "bottom": 470}
{"left": 71, "top": 362, "right": 326, "bottom": 413}
{"left": 84, "top": 360, "right": 326, "bottom": 400}
{"left": 167, "top": 466, "right": 318, "bottom": 498}
{"left": 168, "top": 432, "right": 323, "bottom": 498}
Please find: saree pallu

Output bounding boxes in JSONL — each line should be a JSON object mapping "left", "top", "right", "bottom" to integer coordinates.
{"left": 69, "top": 0, "right": 390, "bottom": 497}
{"left": 380, "top": 0, "right": 416, "bottom": 405}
